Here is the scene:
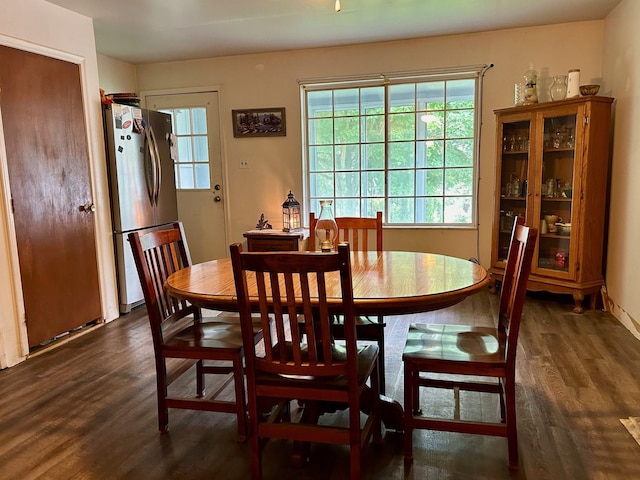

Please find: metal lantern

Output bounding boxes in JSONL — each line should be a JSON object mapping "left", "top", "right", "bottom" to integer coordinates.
{"left": 282, "top": 190, "right": 302, "bottom": 232}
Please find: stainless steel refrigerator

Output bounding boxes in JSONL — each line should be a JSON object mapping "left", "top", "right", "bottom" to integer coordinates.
{"left": 103, "top": 103, "right": 178, "bottom": 313}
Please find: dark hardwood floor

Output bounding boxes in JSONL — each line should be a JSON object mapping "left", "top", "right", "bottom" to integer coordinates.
{"left": 1, "top": 290, "right": 639, "bottom": 479}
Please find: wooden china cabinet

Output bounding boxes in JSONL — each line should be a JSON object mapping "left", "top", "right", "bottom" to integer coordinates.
{"left": 489, "top": 96, "right": 613, "bottom": 313}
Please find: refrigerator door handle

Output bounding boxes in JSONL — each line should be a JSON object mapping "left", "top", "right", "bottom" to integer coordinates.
{"left": 144, "top": 126, "right": 159, "bottom": 206}
{"left": 148, "top": 125, "right": 162, "bottom": 206}
{"left": 143, "top": 126, "right": 156, "bottom": 205}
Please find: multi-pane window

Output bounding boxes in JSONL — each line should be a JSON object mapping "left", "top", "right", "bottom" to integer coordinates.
{"left": 302, "top": 71, "right": 480, "bottom": 225}
{"left": 160, "top": 107, "right": 210, "bottom": 190}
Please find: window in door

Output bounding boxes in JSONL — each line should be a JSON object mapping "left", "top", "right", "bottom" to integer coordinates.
{"left": 301, "top": 67, "right": 484, "bottom": 226}
{"left": 159, "top": 107, "right": 210, "bottom": 190}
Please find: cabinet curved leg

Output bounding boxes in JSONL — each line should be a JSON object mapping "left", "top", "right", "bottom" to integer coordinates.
{"left": 572, "top": 292, "right": 585, "bottom": 314}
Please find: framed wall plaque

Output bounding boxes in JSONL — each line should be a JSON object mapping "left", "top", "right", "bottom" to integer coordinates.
{"left": 232, "top": 107, "right": 286, "bottom": 137}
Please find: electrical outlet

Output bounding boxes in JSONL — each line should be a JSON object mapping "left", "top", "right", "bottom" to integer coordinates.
{"left": 239, "top": 160, "right": 249, "bottom": 169}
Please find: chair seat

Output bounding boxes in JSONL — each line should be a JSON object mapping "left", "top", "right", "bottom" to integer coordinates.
{"left": 167, "top": 322, "right": 243, "bottom": 350}
{"left": 331, "top": 316, "right": 386, "bottom": 340}
{"left": 298, "top": 315, "right": 385, "bottom": 330}
{"left": 203, "top": 313, "right": 263, "bottom": 329}
{"left": 202, "top": 314, "right": 264, "bottom": 336}
{"left": 297, "top": 315, "right": 385, "bottom": 340}
{"left": 333, "top": 315, "right": 386, "bottom": 327}
{"left": 257, "top": 343, "right": 379, "bottom": 390}
{"left": 165, "top": 319, "right": 263, "bottom": 351}
{"left": 403, "top": 324, "right": 506, "bottom": 367}
{"left": 329, "top": 315, "right": 386, "bottom": 394}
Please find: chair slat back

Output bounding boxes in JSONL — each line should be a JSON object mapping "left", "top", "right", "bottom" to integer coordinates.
{"left": 497, "top": 216, "right": 537, "bottom": 366}
{"left": 230, "top": 243, "right": 357, "bottom": 379}
{"left": 128, "top": 223, "right": 198, "bottom": 346}
{"left": 309, "top": 211, "right": 382, "bottom": 252}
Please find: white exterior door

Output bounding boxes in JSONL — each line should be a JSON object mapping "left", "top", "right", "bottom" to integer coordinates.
{"left": 145, "top": 92, "right": 228, "bottom": 262}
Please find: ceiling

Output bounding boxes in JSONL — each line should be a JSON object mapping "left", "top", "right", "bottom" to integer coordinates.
{"left": 45, "top": 0, "right": 623, "bottom": 65}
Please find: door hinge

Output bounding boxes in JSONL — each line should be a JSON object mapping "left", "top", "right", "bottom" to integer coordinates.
{"left": 584, "top": 115, "right": 589, "bottom": 126}
{"left": 10, "top": 198, "right": 14, "bottom": 213}
{"left": 576, "top": 261, "right": 580, "bottom": 271}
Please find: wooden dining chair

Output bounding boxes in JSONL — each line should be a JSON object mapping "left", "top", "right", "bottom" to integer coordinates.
{"left": 308, "top": 211, "right": 388, "bottom": 393}
{"left": 402, "top": 216, "right": 537, "bottom": 470}
{"left": 230, "top": 242, "right": 382, "bottom": 480}
{"left": 128, "top": 222, "right": 262, "bottom": 440}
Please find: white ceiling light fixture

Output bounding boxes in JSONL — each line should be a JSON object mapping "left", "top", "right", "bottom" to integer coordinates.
{"left": 335, "top": 0, "right": 341, "bottom": 13}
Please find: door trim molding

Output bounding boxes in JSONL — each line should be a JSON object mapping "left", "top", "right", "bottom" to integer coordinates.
{"left": 0, "top": 33, "right": 84, "bottom": 65}
{"left": 0, "top": 86, "right": 28, "bottom": 368}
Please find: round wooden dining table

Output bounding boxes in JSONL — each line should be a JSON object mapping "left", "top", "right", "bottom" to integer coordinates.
{"left": 165, "top": 250, "right": 489, "bottom": 431}
{"left": 165, "top": 250, "right": 489, "bottom": 317}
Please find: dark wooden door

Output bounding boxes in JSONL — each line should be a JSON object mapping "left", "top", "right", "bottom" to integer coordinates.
{"left": 0, "top": 46, "right": 101, "bottom": 347}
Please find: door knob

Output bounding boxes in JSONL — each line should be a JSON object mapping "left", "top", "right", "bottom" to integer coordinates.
{"left": 214, "top": 196, "right": 222, "bottom": 202}
{"left": 79, "top": 203, "right": 96, "bottom": 213}
{"left": 214, "top": 184, "right": 221, "bottom": 191}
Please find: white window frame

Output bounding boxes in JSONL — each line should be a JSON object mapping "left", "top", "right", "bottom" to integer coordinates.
{"left": 159, "top": 106, "right": 210, "bottom": 191}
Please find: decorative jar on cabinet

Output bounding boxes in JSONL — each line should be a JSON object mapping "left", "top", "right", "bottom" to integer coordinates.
{"left": 550, "top": 75, "right": 568, "bottom": 101}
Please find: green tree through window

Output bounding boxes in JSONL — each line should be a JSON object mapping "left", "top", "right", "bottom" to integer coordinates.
{"left": 302, "top": 71, "right": 480, "bottom": 226}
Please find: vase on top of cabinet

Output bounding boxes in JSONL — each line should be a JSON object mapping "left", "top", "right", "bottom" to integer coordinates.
{"left": 489, "top": 96, "right": 614, "bottom": 313}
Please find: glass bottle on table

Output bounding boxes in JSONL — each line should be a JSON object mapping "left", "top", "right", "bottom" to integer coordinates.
{"left": 315, "top": 200, "right": 338, "bottom": 252}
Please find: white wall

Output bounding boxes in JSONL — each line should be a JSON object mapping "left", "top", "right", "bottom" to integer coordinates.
{"left": 602, "top": 0, "right": 640, "bottom": 340}
{"left": 135, "top": 22, "right": 605, "bottom": 264}
{"left": 97, "top": 54, "right": 138, "bottom": 96}
{"left": 0, "top": 0, "right": 118, "bottom": 368}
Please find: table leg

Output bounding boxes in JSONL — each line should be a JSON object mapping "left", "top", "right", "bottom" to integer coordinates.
{"left": 360, "top": 386, "right": 404, "bottom": 431}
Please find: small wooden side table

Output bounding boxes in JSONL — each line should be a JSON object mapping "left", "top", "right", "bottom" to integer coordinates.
{"left": 243, "top": 229, "right": 308, "bottom": 252}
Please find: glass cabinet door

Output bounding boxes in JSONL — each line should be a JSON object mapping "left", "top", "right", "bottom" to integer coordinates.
{"left": 497, "top": 119, "right": 530, "bottom": 262}
{"left": 536, "top": 112, "right": 577, "bottom": 276}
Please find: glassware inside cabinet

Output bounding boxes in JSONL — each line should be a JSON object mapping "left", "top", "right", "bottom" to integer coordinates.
{"left": 498, "top": 119, "right": 530, "bottom": 262}
{"left": 538, "top": 114, "right": 576, "bottom": 272}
